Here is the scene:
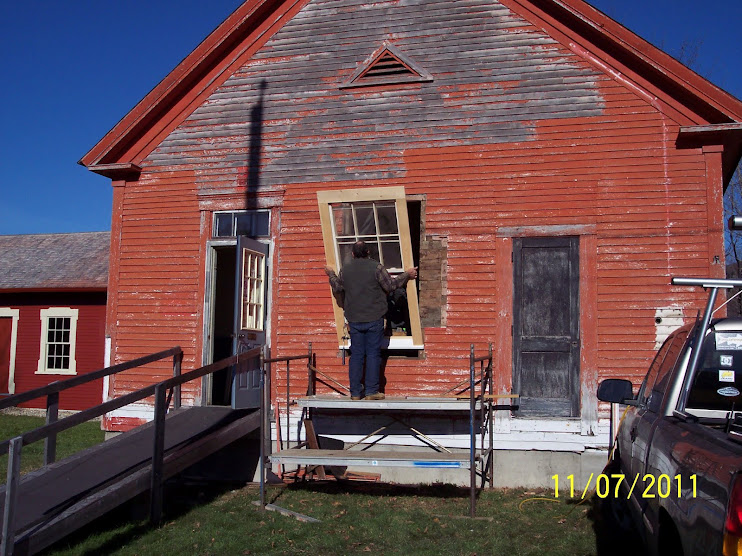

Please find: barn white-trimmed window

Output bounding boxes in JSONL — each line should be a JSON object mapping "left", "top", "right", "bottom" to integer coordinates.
{"left": 318, "top": 186, "right": 423, "bottom": 350}
{"left": 36, "top": 307, "right": 78, "bottom": 375}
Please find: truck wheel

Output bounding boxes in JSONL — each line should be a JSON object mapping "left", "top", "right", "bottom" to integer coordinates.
{"left": 599, "top": 486, "right": 634, "bottom": 533}
{"left": 657, "top": 513, "right": 683, "bottom": 556}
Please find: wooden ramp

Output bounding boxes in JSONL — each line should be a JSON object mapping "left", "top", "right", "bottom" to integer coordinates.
{"left": 0, "top": 406, "right": 259, "bottom": 555}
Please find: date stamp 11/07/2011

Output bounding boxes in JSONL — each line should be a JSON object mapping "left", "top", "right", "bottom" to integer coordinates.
{"left": 551, "top": 473, "right": 697, "bottom": 500}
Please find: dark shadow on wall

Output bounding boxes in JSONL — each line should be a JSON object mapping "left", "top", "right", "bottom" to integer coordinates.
{"left": 247, "top": 79, "right": 267, "bottom": 202}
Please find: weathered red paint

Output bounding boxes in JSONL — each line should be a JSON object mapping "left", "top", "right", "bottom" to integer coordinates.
{"left": 82, "top": 0, "right": 742, "bottom": 433}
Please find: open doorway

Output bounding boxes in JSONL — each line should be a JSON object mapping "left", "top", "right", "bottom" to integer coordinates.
{"left": 208, "top": 245, "right": 236, "bottom": 405}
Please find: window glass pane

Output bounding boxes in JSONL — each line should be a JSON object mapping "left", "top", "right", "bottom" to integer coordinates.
{"left": 381, "top": 241, "right": 403, "bottom": 270}
{"left": 355, "top": 206, "right": 376, "bottom": 235}
{"left": 235, "top": 213, "right": 254, "bottom": 236}
{"left": 376, "top": 203, "right": 398, "bottom": 235}
{"left": 333, "top": 206, "right": 355, "bottom": 237}
{"left": 364, "top": 240, "right": 380, "bottom": 262}
{"left": 215, "top": 213, "right": 233, "bottom": 237}
{"left": 253, "top": 212, "right": 270, "bottom": 236}
{"left": 60, "top": 356, "right": 69, "bottom": 370}
{"left": 338, "top": 243, "right": 353, "bottom": 266}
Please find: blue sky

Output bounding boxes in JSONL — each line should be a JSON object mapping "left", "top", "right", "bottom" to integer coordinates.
{"left": 1, "top": 0, "right": 740, "bottom": 236}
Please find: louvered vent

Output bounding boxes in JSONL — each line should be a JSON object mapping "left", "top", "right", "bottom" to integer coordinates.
{"left": 358, "top": 53, "right": 416, "bottom": 81}
{"left": 341, "top": 42, "right": 433, "bottom": 89}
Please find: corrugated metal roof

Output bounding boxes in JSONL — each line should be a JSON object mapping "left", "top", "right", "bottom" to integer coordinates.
{"left": 0, "top": 232, "right": 109, "bottom": 291}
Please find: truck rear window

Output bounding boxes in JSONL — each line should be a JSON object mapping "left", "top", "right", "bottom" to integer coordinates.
{"left": 686, "top": 332, "right": 742, "bottom": 412}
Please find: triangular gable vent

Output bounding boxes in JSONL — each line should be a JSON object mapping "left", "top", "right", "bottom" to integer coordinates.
{"left": 341, "top": 42, "right": 433, "bottom": 89}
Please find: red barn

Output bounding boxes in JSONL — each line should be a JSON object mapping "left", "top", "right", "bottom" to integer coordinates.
{"left": 80, "top": 0, "right": 742, "bottom": 483}
{"left": 0, "top": 233, "right": 108, "bottom": 411}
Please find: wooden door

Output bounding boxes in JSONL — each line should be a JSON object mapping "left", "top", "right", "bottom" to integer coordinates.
{"left": 513, "top": 237, "right": 580, "bottom": 417}
{"left": 0, "top": 317, "right": 11, "bottom": 393}
{"left": 231, "top": 237, "right": 269, "bottom": 409}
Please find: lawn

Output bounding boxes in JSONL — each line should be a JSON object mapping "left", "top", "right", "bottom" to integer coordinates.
{"left": 39, "top": 478, "right": 640, "bottom": 556}
{"left": 0, "top": 413, "right": 105, "bottom": 476}
{"left": 1, "top": 414, "right": 637, "bottom": 555}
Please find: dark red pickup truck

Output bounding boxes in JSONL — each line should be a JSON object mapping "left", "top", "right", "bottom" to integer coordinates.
{"left": 598, "top": 278, "right": 742, "bottom": 556}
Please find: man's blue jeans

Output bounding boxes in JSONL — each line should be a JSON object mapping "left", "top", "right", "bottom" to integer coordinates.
{"left": 348, "top": 318, "right": 384, "bottom": 398}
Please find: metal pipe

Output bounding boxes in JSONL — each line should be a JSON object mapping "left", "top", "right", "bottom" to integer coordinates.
{"left": 470, "top": 344, "right": 476, "bottom": 518}
{"left": 678, "top": 286, "right": 719, "bottom": 411}
{"left": 44, "top": 390, "right": 59, "bottom": 466}
{"left": 488, "top": 343, "right": 494, "bottom": 488}
{"left": 150, "top": 383, "right": 167, "bottom": 525}
{"left": 286, "top": 360, "right": 290, "bottom": 449}
{"left": 1, "top": 437, "right": 22, "bottom": 556}
{"left": 173, "top": 351, "right": 182, "bottom": 410}
{"left": 672, "top": 277, "right": 742, "bottom": 289}
{"left": 259, "top": 350, "right": 266, "bottom": 510}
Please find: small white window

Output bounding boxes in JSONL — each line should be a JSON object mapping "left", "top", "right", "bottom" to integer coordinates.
{"left": 37, "top": 308, "right": 78, "bottom": 375}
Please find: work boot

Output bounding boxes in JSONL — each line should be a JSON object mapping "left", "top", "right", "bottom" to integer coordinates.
{"left": 365, "top": 392, "right": 385, "bottom": 400}
{"left": 351, "top": 395, "right": 363, "bottom": 400}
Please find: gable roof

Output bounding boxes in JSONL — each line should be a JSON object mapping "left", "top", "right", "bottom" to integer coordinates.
{"left": 80, "top": 0, "right": 742, "bottom": 181}
{"left": 0, "top": 232, "right": 110, "bottom": 292}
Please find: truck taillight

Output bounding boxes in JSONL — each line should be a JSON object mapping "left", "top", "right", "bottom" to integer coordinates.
{"left": 724, "top": 475, "right": 742, "bottom": 555}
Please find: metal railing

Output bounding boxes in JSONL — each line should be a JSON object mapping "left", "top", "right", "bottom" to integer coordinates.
{"left": 275, "top": 342, "right": 498, "bottom": 518}
{"left": 0, "top": 347, "right": 267, "bottom": 556}
{"left": 0, "top": 347, "right": 183, "bottom": 467}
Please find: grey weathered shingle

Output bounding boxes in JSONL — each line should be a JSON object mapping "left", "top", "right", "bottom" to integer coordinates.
{"left": 0, "top": 232, "right": 109, "bottom": 291}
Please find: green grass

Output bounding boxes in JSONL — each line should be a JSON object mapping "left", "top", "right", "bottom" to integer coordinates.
{"left": 1, "top": 415, "right": 634, "bottom": 555}
{"left": 41, "top": 481, "right": 628, "bottom": 556}
{"left": 0, "top": 413, "right": 105, "bottom": 477}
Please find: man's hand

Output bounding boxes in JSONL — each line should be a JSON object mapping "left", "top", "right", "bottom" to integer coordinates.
{"left": 407, "top": 267, "right": 418, "bottom": 280}
{"left": 324, "top": 266, "right": 336, "bottom": 277}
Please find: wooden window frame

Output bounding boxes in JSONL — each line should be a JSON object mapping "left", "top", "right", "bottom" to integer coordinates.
{"left": 318, "top": 186, "right": 423, "bottom": 350}
{"left": 239, "top": 248, "right": 266, "bottom": 332}
{"left": 36, "top": 307, "right": 78, "bottom": 375}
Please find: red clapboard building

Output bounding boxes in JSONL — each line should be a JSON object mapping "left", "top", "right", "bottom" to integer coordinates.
{"left": 0, "top": 233, "right": 108, "bottom": 410}
{"left": 80, "top": 0, "right": 742, "bottom": 480}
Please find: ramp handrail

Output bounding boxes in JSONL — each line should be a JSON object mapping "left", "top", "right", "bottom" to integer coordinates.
{"left": 1, "top": 347, "right": 261, "bottom": 555}
{"left": 0, "top": 347, "right": 183, "bottom": 411}
{"left": 0, "top": 347, "right": 183, "bottom": 466}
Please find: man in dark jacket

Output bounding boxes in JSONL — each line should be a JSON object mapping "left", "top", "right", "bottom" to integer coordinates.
{"left": 325, "top": 241, "right": 417, "bottom": 400}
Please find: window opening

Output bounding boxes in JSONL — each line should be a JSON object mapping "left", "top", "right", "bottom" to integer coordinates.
{"left": 318, "top": 187, "right": 423, "bottom": 350}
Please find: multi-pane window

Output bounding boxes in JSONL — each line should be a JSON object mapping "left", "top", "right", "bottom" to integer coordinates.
{"left": 213, "top": 211, "right": 270, "bottom": 238}
{"left": 318, "top": 186, "right": 423, "bottom": 349}
{"left": 37, "top": 308, "right": 78, "bottom": 375}
{"left": 332, "top": 202, "right": 403, "bottom": 271}
{"left": 46, "top": 317, "right": 72, "bottom": 370}
{"left": 240, "top": 250, "right": 265, "bottom": 331}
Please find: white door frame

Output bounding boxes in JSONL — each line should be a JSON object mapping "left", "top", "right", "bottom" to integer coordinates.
{"left": 0, "top": 308, "right": 20, "bottom": 394}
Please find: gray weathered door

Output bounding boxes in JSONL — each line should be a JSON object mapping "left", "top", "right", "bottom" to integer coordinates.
{"left": 513, "top": 237, "right": 580, "bottom": 417}
{"left": 232, "top": 236, "right": 269, "bottom": 409}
